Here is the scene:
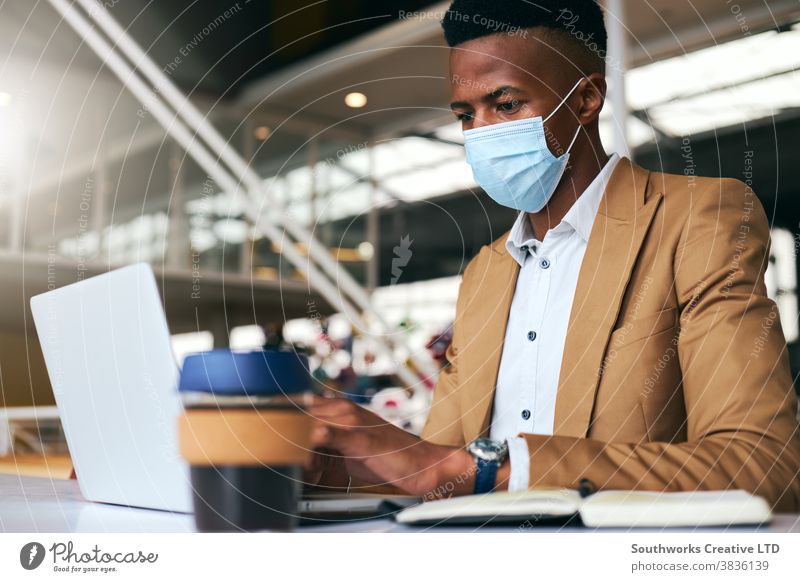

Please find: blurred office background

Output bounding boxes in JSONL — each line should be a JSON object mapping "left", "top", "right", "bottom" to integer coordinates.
{"left": 1, "top": 0, "right": 799, "bottom": 470}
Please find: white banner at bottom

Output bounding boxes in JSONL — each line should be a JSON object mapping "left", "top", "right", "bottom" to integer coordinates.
{"left": 0, "top": 532, "right": 797, "bottom": 581}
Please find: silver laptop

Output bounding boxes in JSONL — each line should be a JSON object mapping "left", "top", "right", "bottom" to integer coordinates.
{"left": 31, "top": 263, "right": 192, "bottom": 512}
{"left": 31, "top": 263, "right": 419, "bottom": 519}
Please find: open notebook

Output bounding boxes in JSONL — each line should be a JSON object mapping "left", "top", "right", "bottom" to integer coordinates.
{"left": 395, "top": 488, "right": 772, "bottom": 528}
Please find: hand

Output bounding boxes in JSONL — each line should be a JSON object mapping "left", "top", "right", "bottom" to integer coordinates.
{"left": 307, "top": 395, "right": 480, "bottom": 498}
{"left": 302, "top": 445, "right": 387, "bottom": 491}
{"left": 302, "top": 446, "right": 340, "bottom": 487}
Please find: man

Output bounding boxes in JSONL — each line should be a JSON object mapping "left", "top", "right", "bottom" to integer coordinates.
{"left": 306, "top": 0, "right": 800, "bottom": 511}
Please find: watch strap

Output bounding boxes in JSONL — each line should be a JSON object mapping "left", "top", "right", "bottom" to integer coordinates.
{"left": 473, "top": 457, "right": 499, "bottom": 494}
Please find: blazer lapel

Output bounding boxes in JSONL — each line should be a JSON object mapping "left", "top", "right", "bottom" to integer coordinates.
{"left": 460, "top": 237, "right": 520, "bottom": 444}
{"left": 553, "top": 158, "right": 663, "bottom": 438}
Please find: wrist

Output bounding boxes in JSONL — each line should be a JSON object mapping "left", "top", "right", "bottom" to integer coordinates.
{"left": 421, "top": 445, "right": 475, "bottom": 500}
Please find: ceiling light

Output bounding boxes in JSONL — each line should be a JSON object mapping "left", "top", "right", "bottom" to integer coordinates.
{"left": 345, "top": 92, "right": 368, "bottom": 109}
{"left": 0, "top": 92, "right": 11, "bottom": 107}
{"left": 254, "top": 126, "right": 271, "bottom": 140}
{"left": 357, "top": 241, "right": 374, "bottom": 260}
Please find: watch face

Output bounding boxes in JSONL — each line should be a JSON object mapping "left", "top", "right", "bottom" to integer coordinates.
{"left": 469, "top": 438, "right": 509, "bottom": 462}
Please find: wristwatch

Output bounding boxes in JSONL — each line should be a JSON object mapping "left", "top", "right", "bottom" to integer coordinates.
{"left": 467, "top": 438, "right": 509, "bottom": 494}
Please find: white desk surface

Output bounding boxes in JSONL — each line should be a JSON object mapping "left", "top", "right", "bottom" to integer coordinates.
{"left": 1, "top": 474, "right": 799, "bottom": 533}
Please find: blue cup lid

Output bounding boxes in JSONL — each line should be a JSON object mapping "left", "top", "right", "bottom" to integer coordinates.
{"left": 179, "top": 349, "right": 310, "bottom": 396}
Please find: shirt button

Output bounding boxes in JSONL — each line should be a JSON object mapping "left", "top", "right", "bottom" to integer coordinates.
{"left": 521, "top": 409, "right": 531, "bottom": 421}
{"left": 520, "top": 245, "right": 529, "bottom": 253}
{"left": 527, "top": 331, "right": 537, "bottom": 341}
{"left": 540, "top": 257, "right": 551, "bottom": 269}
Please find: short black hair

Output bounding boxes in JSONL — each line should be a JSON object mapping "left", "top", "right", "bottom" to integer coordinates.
{"left": 442, "top": 0, "right": 607, "bottom": 70}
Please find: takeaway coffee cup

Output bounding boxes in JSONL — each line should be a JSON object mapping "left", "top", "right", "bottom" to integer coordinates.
{"left": 177, "top": 349, "right": 312, "bottom": 532}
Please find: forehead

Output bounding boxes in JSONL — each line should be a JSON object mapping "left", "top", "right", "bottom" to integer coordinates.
{"left": 448, "top": 33, "right": 560, "bottom": 98}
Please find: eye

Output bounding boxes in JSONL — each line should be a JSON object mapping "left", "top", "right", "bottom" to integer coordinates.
{"left": 497, "top": 100, "right": 521, "bottom": 113}
{"left": 455, "top": 111, "right": 474, "bottom": 122}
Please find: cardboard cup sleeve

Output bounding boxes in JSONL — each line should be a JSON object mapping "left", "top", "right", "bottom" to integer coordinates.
{"left": 178, "top": 408, "right": 312, "bottom": 466}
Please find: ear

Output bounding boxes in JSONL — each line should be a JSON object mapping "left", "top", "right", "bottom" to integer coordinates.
{"left": 578, "top": 73, "right": 606, "bottom": 125}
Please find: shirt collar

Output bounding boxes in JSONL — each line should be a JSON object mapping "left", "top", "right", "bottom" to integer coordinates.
{"left": 505, "top": 153, "right": 621, "bottom": 266}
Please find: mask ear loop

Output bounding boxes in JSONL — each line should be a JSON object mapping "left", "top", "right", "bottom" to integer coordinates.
{"left": 544, "top": 78, "right": 586, "bottom": 156}
{"left": 562, "top": 122, "right": 583, "bottom": 156}
{"left": 543, "top": 77, "right": 585, "bottom": 123}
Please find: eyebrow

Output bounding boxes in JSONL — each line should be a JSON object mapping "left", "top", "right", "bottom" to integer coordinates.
{"left": 449, "top": 85, "right": 525, "bottom": 111}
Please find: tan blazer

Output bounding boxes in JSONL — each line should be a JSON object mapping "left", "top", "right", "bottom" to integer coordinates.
{"left": 421, "top": 157, "right": 800, "bottom": 512}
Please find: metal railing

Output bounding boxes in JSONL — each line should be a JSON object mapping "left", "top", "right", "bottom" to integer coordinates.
{"left": 46, "top": 0, "right": 438, "bottom": 389}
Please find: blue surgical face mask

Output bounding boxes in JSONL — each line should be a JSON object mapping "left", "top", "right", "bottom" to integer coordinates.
{"left": 463, "top": 78, "right": 585, "bottom": 213}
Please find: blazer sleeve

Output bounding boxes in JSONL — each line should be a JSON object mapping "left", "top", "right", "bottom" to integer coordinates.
{"left": 518, "top": 179, "right": 800, "bottom": 512}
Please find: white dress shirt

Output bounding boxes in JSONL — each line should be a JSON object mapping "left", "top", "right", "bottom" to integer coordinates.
{"left": 489, "top": 154, "right": 621, "bottom": 492}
